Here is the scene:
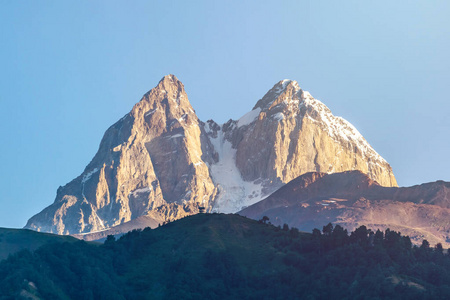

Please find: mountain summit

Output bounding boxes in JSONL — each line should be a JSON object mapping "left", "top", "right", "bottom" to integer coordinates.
{"left": 26, "top": 75, "right": 397, "bottom": 234}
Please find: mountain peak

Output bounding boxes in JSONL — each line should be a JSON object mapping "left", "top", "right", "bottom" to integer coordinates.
{"left": 280, "top": 79, "right": 298, "bottom": 89}
{"left": 139, "top": 74, "right": 190, "bottom": 110}
{"left": 252, "top": 79, "right": 302, "bottom": 112}
{"left": 159, "top": 73, "right": 179, "bottom": 83}
{"left": 156, "top": 74, "right": 184, "bottom": 91}
{"left": 26, "top": 76, "right": 397, "bottom": 235}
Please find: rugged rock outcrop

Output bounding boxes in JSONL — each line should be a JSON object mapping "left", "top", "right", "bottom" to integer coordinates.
{"left": 26, "top": 75, "right": 397, "bottom": 234}
{"left": 203, "top": 79, "right": 396, "bottom": 213}
{"left": 239, "top": 171, "right": 450, "bottom": 247}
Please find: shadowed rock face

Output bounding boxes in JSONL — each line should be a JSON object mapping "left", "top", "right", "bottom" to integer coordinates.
{"left": 239, "top": 171, "right": 450, "bottom": 247}
{"left": 25, "top": 76, "right": 397, "bottom": 234}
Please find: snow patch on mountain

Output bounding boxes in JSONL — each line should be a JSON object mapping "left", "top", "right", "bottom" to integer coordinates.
{"left": 272, "top": 112, "right": 285, "bottom": 121}
{"left": 208, "top": 127, "right": 265, "bottom": 213}
{"left": 130, "top": 187, "right": 151, "bottom": 197}
{"left": 82, "top": 168, "right": 99, "bottom": 183}
{"left": 237, "top": 107, "right": 261, "bottom": 128}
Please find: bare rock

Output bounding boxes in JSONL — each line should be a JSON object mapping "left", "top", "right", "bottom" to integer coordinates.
{"left": 26, "top": 76, "right": 397, "bottom": 234}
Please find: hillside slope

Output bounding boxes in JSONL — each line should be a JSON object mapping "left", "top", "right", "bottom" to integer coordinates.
{"left": 2, "top": 214, "right": 450, "bottom": 299}
{"left": 239, "top": 170, "right": 450, "bottom": 247}
{"left": 0, "top": 228, "right": 77, "bottom": 260}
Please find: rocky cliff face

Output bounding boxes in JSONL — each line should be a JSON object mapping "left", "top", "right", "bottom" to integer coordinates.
{"left": 204, "top": 79, "right": 396, "bottom": 213}
{"left": 239, "top": 171, "right": 450, "bottom": 247}
{"left": 26, "top": 75, "right": 397, "bottom": 234}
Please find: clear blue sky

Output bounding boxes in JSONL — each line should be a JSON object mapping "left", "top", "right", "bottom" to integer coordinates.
{"left": 1, "top": 1, "right": 449, "bottom": 228}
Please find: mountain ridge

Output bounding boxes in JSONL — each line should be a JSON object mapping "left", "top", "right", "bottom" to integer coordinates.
{"left": 26, "top": 75, "right": 397, "bottom": 234}
{"left": 239, "top": 170, "right": 450, "bottom": 247}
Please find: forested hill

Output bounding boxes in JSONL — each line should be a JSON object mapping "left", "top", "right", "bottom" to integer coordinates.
{"left": 0, "top": 228, "right": 77, "bottom": 261}
{"left": 1, "top": 214, "right": 450, "bottom": 299}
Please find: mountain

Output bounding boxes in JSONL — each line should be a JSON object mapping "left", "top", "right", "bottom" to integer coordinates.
{"left": 3, "top": 214, "right": 450, "bottom": 299}
{"left": 239, "top": 170, "right": 450, "bottom": 247}
{"left": 26, "top": 75, "right": 396, "bottom": 234}
{"left": 0, "top": 228, "right": 77, "bottom": 261}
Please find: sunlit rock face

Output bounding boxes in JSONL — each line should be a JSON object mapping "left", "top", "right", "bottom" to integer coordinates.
{"left": 25, "top": 75, "right": 396, "bottom": 234}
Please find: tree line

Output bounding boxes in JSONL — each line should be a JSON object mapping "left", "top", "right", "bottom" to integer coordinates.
{"left": 0, "top": 214, "right": 449, "bottom": 299}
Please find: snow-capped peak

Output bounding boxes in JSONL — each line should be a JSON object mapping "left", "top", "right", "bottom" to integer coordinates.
{"left": 299, "top": 90, "right": 387, "bottom": 164}
{"left": 281, "top": 79, "right": 291, "bottom": 88}
{"left": 253, "top": 79, "right": 302, "bottom": 112}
